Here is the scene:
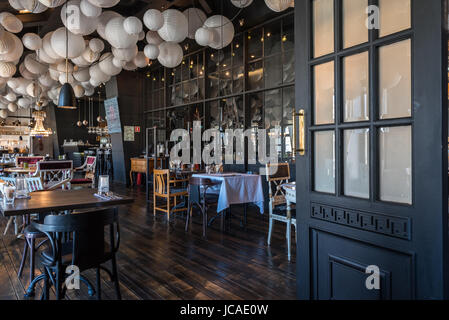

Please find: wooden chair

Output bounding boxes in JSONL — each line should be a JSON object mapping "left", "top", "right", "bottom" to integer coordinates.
{"left": 185, "top": 177, "right": 220, "bottom": 238}
{"left": 31, "top": 208, "right": 121, "bottom": 300}
{"left": 32, "top": 160, "right": 73, "bottom": 190}
{"left": 153, "top": 169, "right": 188, "bottom": 221}
{"left": 266, "top": 163, "right": 297, "bottom": 261}
{"left": 72, "top": 156, "right": 96, "bottom": 187}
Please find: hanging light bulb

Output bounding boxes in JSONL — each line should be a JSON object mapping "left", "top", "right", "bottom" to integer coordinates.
{"left": 58, "top": 4, "right": 77, "bottom": 110}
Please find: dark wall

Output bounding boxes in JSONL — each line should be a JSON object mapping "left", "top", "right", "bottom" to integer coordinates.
{"left": 54, "top": 105, "right": 98, "bottom": 149}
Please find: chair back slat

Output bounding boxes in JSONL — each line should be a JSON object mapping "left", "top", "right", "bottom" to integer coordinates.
{"left": 26, "top": 177, "right": 44, "bottom": 193}
{"left": 0, "top": 176, "right": 16, "bottom": 186}
{"left": 154, "top": 169, "right": 169, "bottom": 195}
{"left": 265, "top": 163, "right": 291, "bottom": 208}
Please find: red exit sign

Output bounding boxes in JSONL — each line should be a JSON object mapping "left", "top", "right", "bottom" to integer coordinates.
{"left": 134, "top": 126, "right": 141, "bottom": 133}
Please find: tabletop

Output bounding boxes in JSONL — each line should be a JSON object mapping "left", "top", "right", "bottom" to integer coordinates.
{"left": 3, "top": 167, "right": 37, "bottom": 174}
{"left": 192, "top": 173, "right": 264, "bottom": 213}
{"left": 0, "top": 188, "right": 134, "bottom": 217}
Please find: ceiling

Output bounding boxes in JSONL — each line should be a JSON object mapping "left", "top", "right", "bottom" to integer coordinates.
{"left": 0, "top": 0, "right": 278, "bottom": 38}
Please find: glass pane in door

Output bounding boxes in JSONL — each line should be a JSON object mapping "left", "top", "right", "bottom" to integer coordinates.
{"left": 379, "top": 0, "right": 411, "bottom": 37}
{"left": 379, "top": 126, "right": 412, "bottom": 204}
{"left": 343, "top": 51, "right": 369, "bottom": 122}
{"left": 343, "top": 0, "right": 369, "bottom": 48}
{"left": 379, "top": 39, "right": 411, "bottom": 119}
{"left": 344, "top": 129, "right": 369, "bottom": 199}
{"left": 314, "top": 131, "right": 335, "bottom": 194}
{"left": 314, "top": 61, "right": 335, "bottom": 124}
{"left": 313, "top": 0, "right": 334, "bottom": 58}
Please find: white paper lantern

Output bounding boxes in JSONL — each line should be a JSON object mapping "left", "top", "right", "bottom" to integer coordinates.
{"left": 7, "top": 102, "right": 17, "bottom": 113}
{"left": 61, "top": 0, "right": 98, "bottom": 36}
{"left": 264, "top": 0, "right": 293, "bottom": 12}
{"left": 59, "top": 72, "right": 75, "bottom": 85}
{"left": 89, "top": 63, "right": 109, "bottom": 83}
{"left": 81, "top": 47, "right": 100, "bottom": 63}
{"left": 144, "top": 44, "right": 159, "bottom": 60}
{"left": 39, "top": 72, "right": 56, "bottom": 87}
{"left": 146, "top": 31, "right": 163, "bottom": 46}
{"left": 0, "top": 13, "right": 23, "bottom": 34}
{"left": 5, "top": 92, "right": 17, "bottom": 102}
{"left": 39, "top": 0, "right": 67, "bottom": 8}
{"left": 158, "top": 9, "right": 188, "bottom": 43}
{"left": 183, "top": 8, "right": 207, "bottom": 39}
{"left": 231, "top": 0, "right": 253, "bottom": 8}
{"left": 20, "top": 63, "right": 38, "bottom": 80}
{"left": 89, "top": 77, "right": 101, "bottom": 87}
{"left": 195, "top": 27, "right": 213, "bottom": 47}
{"left": 24, "top": 53, "right": 48, "bottom": 75}
{"left": 7, "top": 0, "right": 23, "bottom": 10}
{"left": 26, "top": 82, "right": 41, "bottom": 97}
{"left": 112, "top": 57, "right": 125, "bottom": 68}
{"left": 123, "top": 17, "right": 143, "bottom": 35}
{"left": 0, "top": 32, "right": 23, "bottom": 63}
{"left": 204, "top": 15, "right": 235, "bottom": 49}
{"left": 57, "top": 61, "right": 74, "bottom": 73}
{"left": 42, "top": 32, "right": 62, "bottom": 61}
{"left": 138, "top": 31, "right": 145, "bottom": 41}
{"left": 0, "top": 109, "right": 7, "bottom": 119}
{"left": 123, "top": 61, "right": 137, "bottom": 71}
{"left": 0, "top": 62, "right": 16, "bottom": 78}
{"left": 73, "top": 84, "right": 85, "bottom": 98}
{"left": 51, "top": 27, "right": 86, "bottom": 59}
{"left": 71, "top": 54, "right": 90, "bottom": 66}
{"left": 0, "top": 29, "right": 14, "bottom": 54}
{"left": 89, "top": 38, "right": 104, "bottom": 53}
{"left": 99, "top": 52, "right": 121, "bottom": 76}
{"left": 7, "top": 78, "right": 19, "bottom": 89}
{"left": 96, "top": 10, "right": 121, "bottom": 39}
{"left": 134, "top": 51, "right": 148, "bottom": 68}
{"left": 105, "top": 17, "right": 138, "bottom": 49}
{"left": 73, "top": 67, "right": 90, "bottom": 82}
{"left": 22, "top": 33, "right": 43, "bottom": 51}
{"left": 18, "top": 97, "right": 31, "bottom": 108}
{"left": 158, "top": 42, "right": 183, "bottom": 68}
{"left": 86, "top": 0, "right": 119, "bottom": 7}
{"left": 80, "top": 0, "right": 101, "bottom": 17}
{"left": 84, "top": 86, "right": 94, "bottom": 96}
{"left": 143, "top": 9, "right": 163, "bottom": 31}
{"left": 112, "top": 45, "right": 137, "bottom": 62}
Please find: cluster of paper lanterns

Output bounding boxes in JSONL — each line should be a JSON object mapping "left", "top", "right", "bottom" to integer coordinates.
{"left": 0, "top": 0, "right": 292, "bottom": 120}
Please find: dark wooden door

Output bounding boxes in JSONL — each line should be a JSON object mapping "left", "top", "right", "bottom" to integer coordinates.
{"left": 294, "top": 0, "right": 448, "bottom": 299}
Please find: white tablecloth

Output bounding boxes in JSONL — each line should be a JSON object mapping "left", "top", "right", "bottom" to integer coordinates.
{"left": 192, "top": 173, "right": 264, "bottom": 214}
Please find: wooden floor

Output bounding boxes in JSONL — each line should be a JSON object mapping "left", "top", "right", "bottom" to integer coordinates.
{"left": 0, "top": 185, "right": 296, "bottom": 300}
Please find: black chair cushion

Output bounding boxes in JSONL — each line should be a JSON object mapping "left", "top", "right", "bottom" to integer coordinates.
{"left": 272, "top": 205, "right": 296, "bottom": 218}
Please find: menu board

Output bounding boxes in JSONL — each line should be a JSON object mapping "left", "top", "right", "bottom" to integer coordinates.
{"left": 104, "top": 97, "right": 122, "bottom": 133}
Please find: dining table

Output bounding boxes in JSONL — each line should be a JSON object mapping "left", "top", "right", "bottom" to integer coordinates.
{"left": 0, "top": 188, "right": 134, "bottom": 217}
{"left": 3, "top": 167, "right": 37, "bottom": 176}
{"left": 191, "top": 173, "right": 264, "bottom": 228}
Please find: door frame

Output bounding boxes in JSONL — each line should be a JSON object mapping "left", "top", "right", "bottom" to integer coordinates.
{"left": 294, "top": 0, "right": 449, "bottom": 299}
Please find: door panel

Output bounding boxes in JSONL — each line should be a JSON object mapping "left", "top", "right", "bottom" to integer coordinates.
{"left": 312, "top": 229, "right": 412, "bottom": 299}
{"left": 295, "top": 0, "right": 448, "bottom": 299}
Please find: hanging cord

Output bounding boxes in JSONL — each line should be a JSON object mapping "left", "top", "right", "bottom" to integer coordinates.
{"left": 65, "top": 3, "right": 69, "bottom": 83}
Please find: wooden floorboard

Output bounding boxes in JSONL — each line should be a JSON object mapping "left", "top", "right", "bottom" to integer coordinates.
{"left": 0, "top": 185, "right": 296, "bottom": 300}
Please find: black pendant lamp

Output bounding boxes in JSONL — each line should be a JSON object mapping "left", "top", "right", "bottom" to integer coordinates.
{"left": 58, "top": 4, "right": 77, "bottom": 110}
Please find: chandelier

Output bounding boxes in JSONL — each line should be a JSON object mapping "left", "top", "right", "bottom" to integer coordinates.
{"left": 30, "top": 110, "right": 52, "bottom": 137}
